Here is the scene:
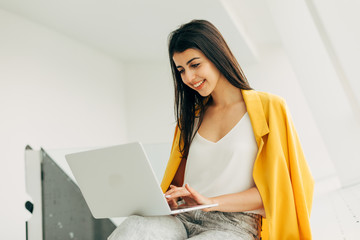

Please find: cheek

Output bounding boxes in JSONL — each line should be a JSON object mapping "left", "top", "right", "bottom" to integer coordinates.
{"left": 200, "top": 65, "right": 216, "bottom": 79}
{"left": 210, "top": 68, "right": 221, "bottom": 81}
{"left": 180, "top": 73, "right": 193, "bottom": 85}
{"left": 181, "top": 77, "right": 191, "bottom": 87}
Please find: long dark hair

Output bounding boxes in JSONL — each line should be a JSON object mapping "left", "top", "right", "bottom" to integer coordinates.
{"left": 168, "top": 19, "right": 252, "bottom": 158}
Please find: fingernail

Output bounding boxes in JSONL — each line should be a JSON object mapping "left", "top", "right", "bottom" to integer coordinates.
{"left": 165, "top": 195, "right": 171, "bottom": 198}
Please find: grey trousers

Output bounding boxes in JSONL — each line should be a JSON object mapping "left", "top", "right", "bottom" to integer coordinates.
{"left": 108, "top": 210, "right": 262, "bottom": 240}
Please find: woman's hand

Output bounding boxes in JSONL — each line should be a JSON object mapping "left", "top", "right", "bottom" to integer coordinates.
{"left": 165, "top": 185, "right": 265, "bottom": 215}
{"left": 165, "top": 185, "right": 180, "bottom": 209}
{"left": 164, "top": 184, "right": 216, "bottom": 212}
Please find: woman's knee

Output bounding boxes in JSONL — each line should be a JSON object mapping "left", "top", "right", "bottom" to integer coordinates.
{"left": 108, "top": 215, "right": 187, "bottom": 240}
{"left": 108, "top": 216, "right": 145, "bottom": 240}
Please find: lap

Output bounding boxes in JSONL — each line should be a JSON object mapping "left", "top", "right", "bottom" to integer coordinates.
{"left": 177, "top": 211, "right": 261, "bottom": 240}
{"left": 188, "top": 230, "right": 250, "bottom": 240}
{"left": 108, "top": 211, "right": 261, "bottom": 240}
{"left": 108, "top": 215, "right": 187, "bottom": 240}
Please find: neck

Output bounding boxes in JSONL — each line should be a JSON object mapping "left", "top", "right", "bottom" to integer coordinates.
{"left": 210, "top": 77, "right": 243, "bottom": 107}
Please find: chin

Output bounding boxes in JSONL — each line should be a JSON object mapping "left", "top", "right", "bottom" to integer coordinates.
{"left": 198, "top": 91, "right": 211, "bottom": 97}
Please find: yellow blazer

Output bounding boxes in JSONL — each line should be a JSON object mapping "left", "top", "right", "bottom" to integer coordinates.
{"left": 161, "top": 89, "right": 314, "bottom": 239}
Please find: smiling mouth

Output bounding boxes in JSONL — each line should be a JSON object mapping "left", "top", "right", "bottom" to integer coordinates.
{"left": 193, "top": 80, "right": 205, "bottom": 88}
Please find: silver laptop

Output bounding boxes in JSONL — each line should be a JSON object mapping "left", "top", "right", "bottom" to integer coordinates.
{"left": 65, "top": 142, "right": 217, "bottom": 219}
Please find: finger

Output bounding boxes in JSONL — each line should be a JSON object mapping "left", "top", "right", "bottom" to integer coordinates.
{"left": 182, "top": 196, "right": 198, "bottom": 206}
{"left": 165, "top": 187, "right": 178, "bottom": 196}
{"left": 184, "top": 185, "right": 216, "bottom": 211}
{"left": 164, "top": 189, "right": 173, "bottom": 196}
{"left": 185, "top": 184, "right": 210, "bottom": 205}
{"left": 165, "top": 185, "right": 182, "bottom": 195}
{"left": 168, "top": 199, "right": 178, "bottom": 208}
{"left": 185, "top": 184, "right": 202, "bottom": 200}
{"left": 166, "top": 188, "right": 190, "bottom": 200}
{"left": 166, "top": 196, "right": 176, "bottom": 202}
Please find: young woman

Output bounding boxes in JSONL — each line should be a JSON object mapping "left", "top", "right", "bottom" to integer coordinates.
{"left": 109, "top": 19, "right": 314, "bottom": 240}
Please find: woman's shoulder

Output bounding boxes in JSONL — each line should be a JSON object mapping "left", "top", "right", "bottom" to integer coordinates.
{"left": 244, "top": 89, "right": 287, "bottom": 107}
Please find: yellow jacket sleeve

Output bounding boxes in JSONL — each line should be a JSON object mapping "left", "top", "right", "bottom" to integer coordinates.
{"left": 253, "top": 94, "right": 314, "bottom": 239}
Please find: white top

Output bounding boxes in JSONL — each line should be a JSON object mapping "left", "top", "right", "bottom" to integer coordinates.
{"left": 183, "top": 112, "right": 258, "bottom": 198}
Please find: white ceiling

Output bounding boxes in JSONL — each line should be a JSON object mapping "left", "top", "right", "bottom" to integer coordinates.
{"left": 0, "top": 0, "right": 280, "bottom": 63}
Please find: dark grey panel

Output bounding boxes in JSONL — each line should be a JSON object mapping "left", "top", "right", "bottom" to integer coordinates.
{"left": 41, "top": 150, "right": 116, "bottom": 240}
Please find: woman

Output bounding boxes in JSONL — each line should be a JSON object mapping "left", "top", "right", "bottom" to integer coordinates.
{"left": 109, "top": 19, "right": 314, "bottom": 240}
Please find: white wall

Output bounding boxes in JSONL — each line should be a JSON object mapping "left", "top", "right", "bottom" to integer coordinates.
{"left": 312, "top": 0, "right": 360, "bottom": 106}
{"left": 0, "top": 9, "right": 127, "bottom": 239}
{"left": 265, "top": 0, "right": 360, "bottom": 187}
{"left": 123, "top": 62, "right": 175, "bottom": 144}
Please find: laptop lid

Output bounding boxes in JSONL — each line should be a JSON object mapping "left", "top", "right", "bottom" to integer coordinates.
{"left": 66, "top": 142, "right": 173, "bottom": 218}
{"left": 65, "top": 142, "right": 217, "bottom": 219}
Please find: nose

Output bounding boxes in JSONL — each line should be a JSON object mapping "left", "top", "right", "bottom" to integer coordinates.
{"left": 183, "top": 69, "right": 196, "bottom": 84}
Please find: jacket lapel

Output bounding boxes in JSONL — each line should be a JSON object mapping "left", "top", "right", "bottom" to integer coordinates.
{"left": 241, "top": 89, "right": 270, "bottom": 147}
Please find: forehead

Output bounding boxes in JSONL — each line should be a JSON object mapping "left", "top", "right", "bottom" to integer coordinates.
{"left": 172, "top": 48, "right": 205, "bottom": 65}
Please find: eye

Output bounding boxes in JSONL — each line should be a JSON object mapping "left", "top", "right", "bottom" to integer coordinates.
{"left": 178, "top": 69, "right": 185, "bottom": 74}
{"left": 191, "top": 63, "right": 200, "bottom": 68}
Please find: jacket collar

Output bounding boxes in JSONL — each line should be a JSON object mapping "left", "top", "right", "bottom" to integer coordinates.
{"left": 242, "top": 89, "right": 270, "bottom": 145}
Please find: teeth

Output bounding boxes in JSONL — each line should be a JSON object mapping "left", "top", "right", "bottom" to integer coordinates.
{"left": 194, "top": 80, "right": 204, "bottom": 88}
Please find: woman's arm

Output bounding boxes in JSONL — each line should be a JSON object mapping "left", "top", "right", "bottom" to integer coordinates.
{"left": 165, "top": 184, "right": 265, "bottom": 217}
{"left": 210, "top": 187, "right": 264, "bottom": 214}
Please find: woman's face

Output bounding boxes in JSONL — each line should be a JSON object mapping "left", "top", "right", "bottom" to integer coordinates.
{"left": 172, "top": 48, "right": 223, "bottom": 97}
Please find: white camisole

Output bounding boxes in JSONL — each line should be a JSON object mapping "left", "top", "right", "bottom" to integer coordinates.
{"left": 183, "top": 112, "right": 258, "bottom": 198}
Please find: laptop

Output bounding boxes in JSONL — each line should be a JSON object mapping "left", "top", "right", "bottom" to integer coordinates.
{"left": 65, "top": 142, "right": 217, "bottom": 219}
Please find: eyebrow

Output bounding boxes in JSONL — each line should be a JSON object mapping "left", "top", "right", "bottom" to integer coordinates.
{"left": 176, "top": 57, "right": 200, "bottom": 69}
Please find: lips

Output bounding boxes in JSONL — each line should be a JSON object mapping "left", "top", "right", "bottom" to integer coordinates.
{"left": 193, "top": 80, "right": 205, "bottom": 88}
